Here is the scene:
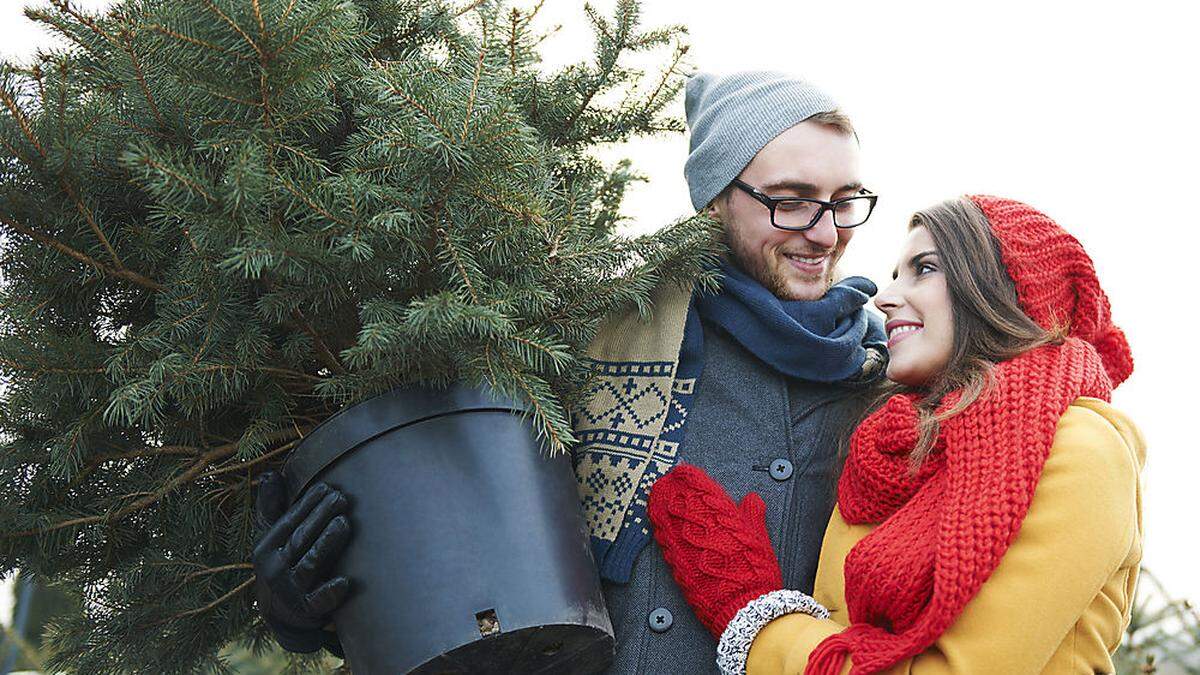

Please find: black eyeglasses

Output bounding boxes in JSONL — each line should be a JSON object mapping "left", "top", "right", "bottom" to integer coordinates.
{"left": 730, "top": 179, "right": 878, "bottom": 231}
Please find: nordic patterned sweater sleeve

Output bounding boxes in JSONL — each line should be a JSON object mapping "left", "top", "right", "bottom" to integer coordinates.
{"left": 746, "top": 400, "right": 1145, "bottom": 674}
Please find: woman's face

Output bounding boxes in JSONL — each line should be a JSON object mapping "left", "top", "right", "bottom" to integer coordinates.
{"left": 875, "top": 226, "right": 955, "bottom": 387}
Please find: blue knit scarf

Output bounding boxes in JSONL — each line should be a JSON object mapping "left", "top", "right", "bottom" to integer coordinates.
{"left": 693, "top": 261, "right": 887, "bottom": 383}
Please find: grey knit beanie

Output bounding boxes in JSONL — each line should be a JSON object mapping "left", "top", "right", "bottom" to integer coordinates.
{"left": 684, "top": 71, "right": 841, "bottom": 211}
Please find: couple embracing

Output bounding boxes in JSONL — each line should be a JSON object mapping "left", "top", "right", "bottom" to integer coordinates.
{"left": 254, "top": 71, "right": 1144, "bottom": 674}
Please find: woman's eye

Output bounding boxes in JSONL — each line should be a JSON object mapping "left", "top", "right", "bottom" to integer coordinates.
{"left": 917, "top": 262, "right": 937, "bottom": 275}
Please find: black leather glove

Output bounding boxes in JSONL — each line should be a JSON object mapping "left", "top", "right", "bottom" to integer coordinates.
{"left": 253, "top": 471, "right": 352, "bottom": 655}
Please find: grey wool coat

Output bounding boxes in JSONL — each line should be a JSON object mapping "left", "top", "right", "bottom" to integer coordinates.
{"left": 571, "top": 282, "right": 878, "bottom": 674}
{"left": 602, "top": 316, "right": 873, "bottom": 674}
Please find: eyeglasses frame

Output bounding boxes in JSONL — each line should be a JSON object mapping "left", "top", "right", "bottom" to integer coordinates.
{"left": 729, "top": 178, "right": 879, "bottom": 232}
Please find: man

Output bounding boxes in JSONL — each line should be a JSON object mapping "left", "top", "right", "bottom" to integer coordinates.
{"left": 252, "top": 71, "right": 887, "bottom": 673}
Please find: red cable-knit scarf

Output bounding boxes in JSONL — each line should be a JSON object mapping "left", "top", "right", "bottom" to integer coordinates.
{"left": 805, "top": 338, "right": 1113, "bottom": 674}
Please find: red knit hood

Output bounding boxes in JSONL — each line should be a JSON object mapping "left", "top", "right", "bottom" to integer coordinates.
{"left": 968, "top": 194, "right": 1134, "bottom": 387}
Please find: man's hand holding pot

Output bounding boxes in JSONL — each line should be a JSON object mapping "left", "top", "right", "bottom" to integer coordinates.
{"left": 252, "top": 471, "right": 352, "bottom": 655}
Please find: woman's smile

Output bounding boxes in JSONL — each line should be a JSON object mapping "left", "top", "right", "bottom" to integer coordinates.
{"left": 886, "top": 320, "right": 924, "bottom": 348}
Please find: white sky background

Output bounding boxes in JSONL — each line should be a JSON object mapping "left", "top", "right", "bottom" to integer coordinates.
{"left": 1, "top": 0, "right": 1198, "bottom": 623}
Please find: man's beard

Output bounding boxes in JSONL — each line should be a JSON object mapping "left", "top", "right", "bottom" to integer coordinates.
{"left": 727, "top": 240, "right": 835, "bottom": 301}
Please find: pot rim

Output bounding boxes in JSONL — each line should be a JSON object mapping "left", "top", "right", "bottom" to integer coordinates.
{"left": 282, "top": 383, "right": 534, "bottom": 499}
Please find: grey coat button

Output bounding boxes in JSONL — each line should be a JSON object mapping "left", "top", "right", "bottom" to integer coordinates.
{"left": 648, "top": 607, "right": 673, "bottom": 633}
{"left": 770, "top": 458, "right": 794, "bottom": 481}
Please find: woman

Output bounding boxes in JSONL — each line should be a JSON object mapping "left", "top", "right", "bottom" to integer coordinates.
{"left": 647, "top": 195, "right": 1144, "bottom": 674}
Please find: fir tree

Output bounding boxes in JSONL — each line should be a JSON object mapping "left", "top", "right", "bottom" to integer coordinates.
{"left": 0, "top": 0, "right": 720, "bottom": 671}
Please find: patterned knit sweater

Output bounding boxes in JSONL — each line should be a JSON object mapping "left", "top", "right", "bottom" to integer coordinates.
{"left": 571, "top": 281, "right": 696, "bottom": 583}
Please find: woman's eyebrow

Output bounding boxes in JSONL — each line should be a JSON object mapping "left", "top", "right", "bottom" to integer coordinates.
{"left": 892, "top": 250, "right": 939, "bottom": 279}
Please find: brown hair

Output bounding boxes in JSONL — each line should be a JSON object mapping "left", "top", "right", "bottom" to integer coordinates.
{"left": 880, "top": 196, "right": 1068, "bottom": 467}
{"left": 808, "top": 109, "right": 857, "bottom": 138}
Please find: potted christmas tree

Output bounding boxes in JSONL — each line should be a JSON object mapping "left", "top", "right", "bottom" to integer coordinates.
{"left": 0, "top": 0, "right": 720, "bottom": 672}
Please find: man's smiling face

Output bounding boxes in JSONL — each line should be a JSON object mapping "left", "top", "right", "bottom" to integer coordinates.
{"left": 710, "top": 120, "right": 862, "bottom": 301}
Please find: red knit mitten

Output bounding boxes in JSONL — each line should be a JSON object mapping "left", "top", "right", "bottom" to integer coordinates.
{"left": 647, "top": 463, "right": 783, "bottom": 639}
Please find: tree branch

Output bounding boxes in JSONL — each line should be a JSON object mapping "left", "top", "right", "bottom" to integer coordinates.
{"left": 182, "top": 562, "right": 253, "bottom": 582}
{"left": 162, "top": 576, "right": 255, "bottom": 623}
{"left": 271, "top": 8, "right": 325, "bottom": 59}
{"left": 278, "top": 0, "right": 299, "bottom": 26}
{"left": 436, "top": 227, "right": 479, "bottom": 303}
{"left": 0, "top": 214, "right": 164, "bottom": 292}
{"left": 453, "top": 0, "right": 488, "bottom": 18}
{"left": 289, "top": 308, "right": 347, "bottom": 375}
{"left": 461, "top": 30, "right": 488, "bottom": 141}
{"left": 496, "top": 350, "right": 563, "bottom": 451}
{"left": 202, "top": 0, "right": 264, "bottom": 59}
{"left": 0, "top": 85, "right": 46, "bottom": 157}
{"left": 644, "top": 41, "right": 688, "bottom": 110}
{"left": 131, "top": 154, "right": 215, "bottom": 202}
{"left": 197, "top": 438, "right": 299, "bottom": 480}
{"left": 251, "top": 0, "right": 267, "bottom": 34}
{"left": 119, "top": 27, "right": 166, "bottom": 129}
{"left": 50, "top": 0, "right": 119, "bottom": 46}
{"left": 146, "top": 24, "right": 239, "bottom": 58}
{"left": 2, "top": 429, "right": 303, "bottom": 539}
{"left": 0, "top": 358, "right": 105, "bottom": 376}
{"left": 60, "top": 179, "right": 126, "bottom": 272}
{"left": 276, "top": 176, "right": 351, "bottom": 228}
{"left": 375, "top": 60, "right": 453, "bottom": 140}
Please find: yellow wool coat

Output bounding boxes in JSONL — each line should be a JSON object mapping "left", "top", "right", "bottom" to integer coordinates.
{"left": 746, "top": 397, "right": 1146, "bottom": 674}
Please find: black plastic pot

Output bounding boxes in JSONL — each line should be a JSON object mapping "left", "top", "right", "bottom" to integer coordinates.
{"left": 282, "top": 384, "right": 614, "bottom": 674}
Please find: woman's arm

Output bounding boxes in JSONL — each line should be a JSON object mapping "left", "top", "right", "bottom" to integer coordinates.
{"left": 747, "top": 402, "right": 1144, "bottom": 674}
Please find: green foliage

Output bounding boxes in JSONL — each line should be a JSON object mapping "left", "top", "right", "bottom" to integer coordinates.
{"left": 1116, "top": 568, "right": 1200, "bottom": 674}
{"left": 0, "top": 0, "right": 719, "bottom": 671}
{"left": 0, "top": 572, "right": 343, "bottom": 674}
{"left": 219, "top": 641, "right": 346, "bottom": 675}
